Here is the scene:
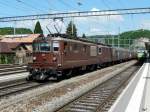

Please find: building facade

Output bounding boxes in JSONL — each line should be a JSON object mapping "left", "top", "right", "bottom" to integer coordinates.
{"left": 0, "top": 34, "right": 41, "bottom": 64}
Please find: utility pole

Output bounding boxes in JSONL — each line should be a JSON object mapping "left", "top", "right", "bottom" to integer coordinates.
{"left": 123, "top": 38, "right": 125, "bottom": 48}
{"left": 71, "top": 18, "right": 74, "bottom": 36}
{"left": 118, "top": 27, "right": 120, "bottom": 48}
{"left": 113, "top": 35, "right": 115, "bottom": 47}
{"left": 14, "top": 21, "right": 16, "bottom": 35}
{"left": 129, "top": 38, "right": 131, "bottom": 50}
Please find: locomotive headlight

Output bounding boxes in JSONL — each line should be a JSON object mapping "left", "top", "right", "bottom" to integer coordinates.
{"left": 33, "top": 57, "right": 36, "bottom": 60}
{"left": 52, "top": 57, "right": 57, "bottom": 62}
{"left": 58, "top": 64, "right": 62, "bottom": 67}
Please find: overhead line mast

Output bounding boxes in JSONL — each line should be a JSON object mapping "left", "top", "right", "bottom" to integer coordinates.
{"left": 1, "top": 7, "right": 150, "bottom": 22}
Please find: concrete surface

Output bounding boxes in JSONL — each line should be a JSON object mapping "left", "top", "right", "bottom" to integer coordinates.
{"left": 109, "top": 62, "right": 149, "bottom": 112}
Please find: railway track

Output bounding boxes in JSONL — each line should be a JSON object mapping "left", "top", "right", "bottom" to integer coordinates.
{"left": 0, "top": 64, "right": 26, "bottom": 68}
{"left": 56, "top": 65, "right": 140, "bottom": 112}
{"left": 0, "top": 80, "right": 42, "bottom": 98}
{"left": 0, "top": 79, "right": 55, "bottom": 98}
{"left": 0, "top": 65, "right": 27, "bottom": 76}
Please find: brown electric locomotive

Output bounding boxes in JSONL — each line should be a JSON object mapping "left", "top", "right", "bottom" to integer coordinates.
{"left": 27, "top": 34, "right": 136, "bottom": 81}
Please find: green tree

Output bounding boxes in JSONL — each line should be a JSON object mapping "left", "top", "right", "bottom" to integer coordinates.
{"left": 82, "top": 33, "right": 86, "bottom": 38}
{"left": 34, "top": 21, "right": 43, "bottom": 34}
{"left": 0, "top": 27, "right": 32, "bottom": 35}
{"left": 66, "top": 21, "right": 77, "bottom": 38}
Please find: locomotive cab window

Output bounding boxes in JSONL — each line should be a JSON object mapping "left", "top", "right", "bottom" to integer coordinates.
{"left": 40, "top": 43, "right": 51, "bottom": 51}
{"left": 53, "top": 41, "right": 59, "bottom": 51}
{"left": 33, "top": 43, "right": 39, "bottom": 51}
{"left": 33, "top": 43, "right": 51, "bottom": 52}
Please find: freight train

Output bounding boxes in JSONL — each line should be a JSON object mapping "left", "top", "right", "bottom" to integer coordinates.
{"left": 27, "top": 34, "right": 136, "bottom": 81}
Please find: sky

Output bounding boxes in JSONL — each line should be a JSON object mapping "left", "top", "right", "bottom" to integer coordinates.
{"left": 0, "top": 0, "right": 150, "bottom": 36}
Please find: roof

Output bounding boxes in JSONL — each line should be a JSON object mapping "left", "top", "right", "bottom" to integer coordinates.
{"left": 48, "top": 34, "right": 110, "bottom": 46}
{"left": 0, "top": 35, "right": 5, "bottom": 40}
{"left": 0, "top": 42, "right": 20, "bottom": 53}
{"left": 14, "top": 43, "right": 33, "bottom": 52}
{"left": 3, "top": 34, "right": 29, "bottom": 38}
{"left": 0, "top": 34, "right": 40, "bottom": 43}
{"left": 52, "top": 37, "right": 97, "bottom": 45}
{"left": 34, "top": 34, "right": 109, "bottom": 46}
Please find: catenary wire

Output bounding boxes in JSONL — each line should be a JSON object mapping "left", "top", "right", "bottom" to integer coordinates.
{"left": 16, "top": 0, "right": 48, "bottom": 13}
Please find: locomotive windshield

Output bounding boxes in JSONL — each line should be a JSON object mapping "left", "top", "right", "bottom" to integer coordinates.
{"left": 40, "top": 43, "right": 51, "bottom": 51}
{"left": 33, "top": 42, "right": 51, "bottom": 52}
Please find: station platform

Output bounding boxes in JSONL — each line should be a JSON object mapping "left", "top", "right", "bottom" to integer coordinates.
{"left": 0, "top": 72, "right": 28, "bottom": 83}
{"left": 109, "top": 61, "right": 150, "bottom": 112}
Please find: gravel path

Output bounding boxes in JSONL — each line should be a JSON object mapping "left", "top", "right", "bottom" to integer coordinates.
{"left": 0, "top": 60, "right": 137, "bottom": 112}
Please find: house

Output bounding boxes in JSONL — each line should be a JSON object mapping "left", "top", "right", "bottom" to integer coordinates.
{"left": 13, "top": 43, "right": 33, "bottom": 64}
{"left": 0, "top": 35, "right": 5, "bottom": 41}
{"left": 0, "top": 42, "right": 20, "bottom": 64}
{"left": 1, "top": 34, "right": 40, "bottom": 43}
{"left": 133, "top": 37, "right": 149, "bottom": 51}
{"left": 0, "top": 34, "right": 41, "bottom": 64}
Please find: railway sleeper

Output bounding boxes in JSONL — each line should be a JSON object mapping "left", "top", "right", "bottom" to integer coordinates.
{"left": 68, "top": 104, "right": 96, "bottom": 111}
{"left": 65, "top": 108, "right": 91, "bottom": 112}
{"left": 74, "top": 102, "right": 99, "bottom": 106}
{"left": 79, "top": 99, "right": 100, "bottom": 104}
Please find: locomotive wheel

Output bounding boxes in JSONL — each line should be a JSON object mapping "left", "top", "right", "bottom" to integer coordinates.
{"left": 56, "top": 71, "right": 63, "bottom": 81}
{"left": 64, "top": 69, "right": 72, "bottom": 79}
{"left": 26, "top": 75, "right": 33, "bottom": 81}
{"left": 87, "top": 65, "right": 97, "bottom": 71}
{"left": 56, "top": 76, "right": 62, "bottom": 81}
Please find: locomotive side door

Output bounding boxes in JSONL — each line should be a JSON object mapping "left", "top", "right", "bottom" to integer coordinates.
{"left": 52, "top": 41, "right": 62, "bottom": 68}
{"left": 62, "top": 41, "right": 71, "bottom": 68}
{"left": 62, "top": 41, "right": 81, "bottom": 69}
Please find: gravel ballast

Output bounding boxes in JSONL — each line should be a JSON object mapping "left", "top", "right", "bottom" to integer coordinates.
{"left": 0, "top": 60, "right": 137, "bottom": 112}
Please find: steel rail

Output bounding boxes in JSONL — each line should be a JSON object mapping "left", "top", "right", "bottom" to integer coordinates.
{"left": 0, "top": 80, "right": 54, "bottom": 98}
{"left": 56, "top": 65, "right": 140, "bottom": 112}
{"left": 96, "top": 70, "right": 136, "bottom": 111}
{"left": 0, "top": 65, "right": 27, "bottom": 76}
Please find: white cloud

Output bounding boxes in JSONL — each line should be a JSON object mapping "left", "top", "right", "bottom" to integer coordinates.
{"left": 91, "top": 8, "right": 99, "bottom": 11}
{"left": 16, "top": 20, "right": 36, "bottom": 32}
{"left": 89, "top": 28, "right": 106, "bottom": 35}
{"left": 140, "top": 20, "right": 150, "bottom": 29}
{"left": 75, "top": 7, "right": 124, "bottom": 23}
{"left": 73, "top": 8, "right": 124, "bottom": 35}
{"left": 108, "top": 11, "right": 124, "bottom": 22}
{"left": 90, "top": 28, "right": 102, "bottom": 32}
{"left": 88, "top": 27, "right": 118, "bottom": 35}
